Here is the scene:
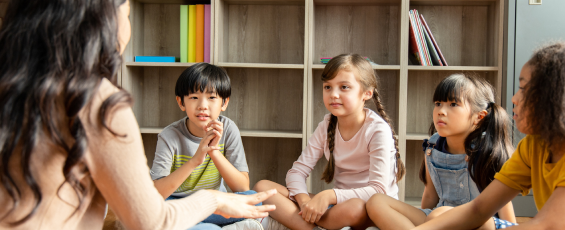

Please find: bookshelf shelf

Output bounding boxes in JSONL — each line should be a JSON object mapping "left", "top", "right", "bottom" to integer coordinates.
{"left": 406, "top": 132, "right": 429, "bottom": 140}
{"left": 125, "top": 62, "right": 199, "bottom": 67}
{"left": 218, "top": 62, "right": 304, "bottom": 69}
{"left": 407, "top": 66, "right": 499, "bottom": 71}
{"left": 312, "top": 64, "right": 401, "bottom": 70}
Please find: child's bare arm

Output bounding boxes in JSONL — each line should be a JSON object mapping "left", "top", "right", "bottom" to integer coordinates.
{"left": 498, "top": 200, "right": 516, "bottom": 223}
{"left": 421, "top": 157, "right": 439, "bottom": 209}
{"left": 206, "top": 120, "right": 250, "bottom": 192}
{"left": 502, "top": 187, "right": 565, "bottom": 230}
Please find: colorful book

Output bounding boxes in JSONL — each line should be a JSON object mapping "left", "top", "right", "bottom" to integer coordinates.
{"left": 204, "top": 5, "right": 211, "bottom": 63}
{"left": 135, "top": 56, "right": 176, "bottom": 62}
{"left": 409, "top": 10, "right": 427, "bottom": 66}
{"left": 195, "top": 5, "right": 205, "bottom": 62}
{"left": 420, "top": 14, "right": 448, "bottom": 66}
{"left": 414, "top": 10, "right": 432, "bottom": 66}
{"left": 422, "top": 23, "right": 442, "bottom": 66}
{"left": 180, "top": 5, "right": 188, "bottom": 63}
{"left": 188, "top": 5, "right": 196, "bottom": 62}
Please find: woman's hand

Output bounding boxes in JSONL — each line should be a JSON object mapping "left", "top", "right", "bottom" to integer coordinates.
{"left": 209, "top": 189, "right": 277, "bottom": 219}
{"left": 298, "top": 190, "right": 336, "bottom": 224}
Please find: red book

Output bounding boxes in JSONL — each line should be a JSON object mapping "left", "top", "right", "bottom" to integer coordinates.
{"left": 408, "top": 11, "right": 424, "bottom": 65}
{"left": 420, "top": 14, "right": 448, "bottom": 66}
{"left": 414, "top": 10, "right": 432, "bottom": 66}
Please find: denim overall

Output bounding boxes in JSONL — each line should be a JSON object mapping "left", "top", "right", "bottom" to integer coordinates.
{"left": 420, "top": 133, "right": 517, "bottom": 229}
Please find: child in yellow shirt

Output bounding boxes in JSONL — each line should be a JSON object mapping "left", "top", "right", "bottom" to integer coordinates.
{"left": 413, "top": 42, "right": 565, "bottom": 229}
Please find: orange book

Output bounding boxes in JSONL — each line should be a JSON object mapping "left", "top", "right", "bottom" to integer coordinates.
{"left": 195, "top": 5, "right": 205, "bottom": 62}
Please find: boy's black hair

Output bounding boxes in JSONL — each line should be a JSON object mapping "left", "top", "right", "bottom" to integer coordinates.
{"left": 175, "top": 63, "right": 231, "bottom": 105}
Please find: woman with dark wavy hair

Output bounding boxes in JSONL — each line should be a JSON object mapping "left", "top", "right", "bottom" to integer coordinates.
{"left": 0, "top": 0, "right": 275, "bottom": 229}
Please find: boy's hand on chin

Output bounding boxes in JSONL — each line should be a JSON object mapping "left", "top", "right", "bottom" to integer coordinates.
{"left": 204, "top": 120, "right": 224, "bottom": 148}
{"left": 192, "top": 131, "right": 220, "bottom": 166}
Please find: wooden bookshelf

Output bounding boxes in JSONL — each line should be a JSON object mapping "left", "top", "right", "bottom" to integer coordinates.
{"left": 121, "top": 0, "right": 505, "bottom": 201}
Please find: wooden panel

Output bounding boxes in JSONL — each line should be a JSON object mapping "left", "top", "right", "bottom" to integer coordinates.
{"left": 222, "top": 68, "right": 304, "bottom": 131}
{"left": 312, "top": 70, "right": 400, "bottom": 133}
{"left": 143, "top": 4, "right": 181, "bottom": 57}
{"left": 314, "top": 5, "right": 399, "bottom": 65}
{"left": 405, "top": 140, "right": 425, "bottom": 198}
{"left": 410, "top": 5, "right": 494, "bottom": 66}
{"left": 243, "top": 137, "right": 302, "bottom": 188}
{"left": 224, "top": 4, "right": 305, "bottom": 64}
{"left": 406, "top": 70, "right": 497, "bottom": 135}
{"left": 142, "top": 134, "right": 159, "bottom": 168}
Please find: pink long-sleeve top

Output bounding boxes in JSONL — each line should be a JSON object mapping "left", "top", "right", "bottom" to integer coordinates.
{"left": 286, "top": 109, "right": 399, "bottom": 204}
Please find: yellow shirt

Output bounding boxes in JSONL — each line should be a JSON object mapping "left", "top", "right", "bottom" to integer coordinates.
{"left": 494, "top": 135, "right": 565, "bottom": 210}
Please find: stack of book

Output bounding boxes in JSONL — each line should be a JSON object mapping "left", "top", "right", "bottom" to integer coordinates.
{"left": 408, "top": 10, "right": 447, "bottom": 66}
{"left": 180, "top": 4, "right": 211, "bottom": 63}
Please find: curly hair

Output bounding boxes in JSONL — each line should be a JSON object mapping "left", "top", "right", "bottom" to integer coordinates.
{"left": 524, "top": 42, "right": 565, "bottom": 149}
{"left": 0, "top": 0, "right": 131, "bottom": 225}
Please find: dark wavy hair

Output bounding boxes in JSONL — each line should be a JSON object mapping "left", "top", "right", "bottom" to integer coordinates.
{"left": 320, "top": 54, "right": 405, "bottom": 184}
{"left": 524, "top": 42, "right": 565, "bottom": 150}
{"left": 419, "top": 74, "right": 513, "bottom": 191}
{"left": 0, "top": 0, "right": 131, "bottom": 225}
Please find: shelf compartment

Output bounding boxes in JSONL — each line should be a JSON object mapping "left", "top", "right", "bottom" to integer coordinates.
{"left": 216, "top": 0, "right": 305, "bottom": 64}
{"left": 404, "top": 140, "right": 426, "bottom": 201}
{"left": 312, "top": 64, "right": 400, "bottom": 70}
{"left": 243, "top": 137, "right": 303, "bottom": 188}
{"left": 408, "top": 1, "right": 501, "bottom": 66}
{"left": 222, "top": 68, "right": 304, "bottom": 132}
{"left": 218, "top": 62, "right": 304, "bottom": 69}
{"left": 125, "top": 0, "right": 214, "bottom": 63}
{"left": 311, "top": 70, "right": 400, "bottom": 134}
{"left": 313, "top": 2, "right": 401, "bottom": 65}
{"left": 406, "top": 70, "right": 497, "bottom": 135}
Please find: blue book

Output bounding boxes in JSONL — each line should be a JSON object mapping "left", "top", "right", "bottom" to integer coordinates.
{"left": 135, "top": 56, "right": 176, "bottom": 62}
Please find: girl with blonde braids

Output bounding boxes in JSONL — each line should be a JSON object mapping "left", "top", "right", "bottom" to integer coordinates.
{"left": 254, "top": 54, "right": 405, "bottom": 230}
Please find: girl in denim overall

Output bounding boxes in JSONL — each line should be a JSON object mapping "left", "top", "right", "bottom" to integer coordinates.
{"left": 366, "top": 74, "right": 517, "bottom": 230}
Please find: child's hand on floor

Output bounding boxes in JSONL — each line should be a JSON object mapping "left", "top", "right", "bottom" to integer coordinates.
{"left": 298, "top": 190, "right": 333, "bottom": 224}
{"left": 204, "top": 120, "right": 223, "bottom": 148}
{"left": 192, "top": 130, "right": 221, "bottom": 166}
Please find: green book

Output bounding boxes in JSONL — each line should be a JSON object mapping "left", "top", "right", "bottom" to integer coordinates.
{"left": 188, "top": 5, "right": 196, "bottom": 62}
{"left": 180, "top": 5, "right": 188, "bottom": 63}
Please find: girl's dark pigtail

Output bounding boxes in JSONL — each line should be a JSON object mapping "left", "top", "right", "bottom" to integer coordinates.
{"left": 465, "top": 102, "right": 512, "bottom": 191}
{"left": 321, "top": 114, "right": 338, "bottom": 183}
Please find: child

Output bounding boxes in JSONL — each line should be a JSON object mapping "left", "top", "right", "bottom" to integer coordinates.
{"left": 150, "top": 63, "right": 259, "bottom": 228}
{"left": 412, "top": 42, "right": 565, "bottom": 229}
{"left": 366, "top": 74, "right": 517, "bottom": 230}
{"left": 254, "top": 54, "right": 405, "bottom": 230}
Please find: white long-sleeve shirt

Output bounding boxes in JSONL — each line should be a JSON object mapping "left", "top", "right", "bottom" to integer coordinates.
{"left": 286, "top": 109, "right": 399, "bottom": 204}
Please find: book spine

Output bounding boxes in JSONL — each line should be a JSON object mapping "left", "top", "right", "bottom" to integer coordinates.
{"left": 180, "top": 5, "right": 188, "bottom": 63}
{"left": 135, "top": 56, "right": 176, "bottom": 62}
{"left": 195, "top": 5, "right": 205, "bottom": 62}
{"left": 414, "top": 10, "right": 432, "bottom": 66}
{"left": 408, "top": 11, "right": 421, "bottom": 65}
{"left": 204, "top": 5, "right": 211, "bottom": 63}
{"left": 188, "top": 5, "right": 196, "bottom": 62}
{"left": 420, "top": 14, "right": 448, "bottom": 66}
{"left": 422, "top": 24, "right": 442, "bottom": 66}
{"left": 409, "top": 10, "right": 426, "bottom": 66}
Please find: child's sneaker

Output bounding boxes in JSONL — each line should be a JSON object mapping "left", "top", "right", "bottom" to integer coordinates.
{"left": 222, "top": 219, "right": 263, "bottom": 230}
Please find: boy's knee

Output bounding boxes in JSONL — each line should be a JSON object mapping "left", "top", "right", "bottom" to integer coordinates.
{"left": 252, "top": 179, "right": 274, "bottom": 192}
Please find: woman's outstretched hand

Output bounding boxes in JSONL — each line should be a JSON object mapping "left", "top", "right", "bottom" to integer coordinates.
{"left": 209, "top": 189, "right": 277, "bottom": 219}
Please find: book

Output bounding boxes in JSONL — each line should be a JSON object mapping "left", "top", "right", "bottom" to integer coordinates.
{"left": 180, "top": 5, "right": 188, "bottom": 63}
{"left": 409, "top": 10, "right": 427, "bottom": 66}
{"left": 188, "top": 5, "right": 196, "bottom": 62}
{"left": 204, "top": 5, "right": 211, "bottom": 63}
{"left": 422, "top": 23, "right": 442, "bottom": 66}
{"left": 195, "top": 4, "right": 205, "bottom": 62}
{"left": 135, "top": 56, "right": 176, "bottom": 62}
{"left": 414, "top": 10, "right": 432, "bottom": 66}
{"left": 408, "top": 10, "right": 424, "bottom": 65}
{"left": 420, "top": 14, "right": 448, "bottom": 66}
